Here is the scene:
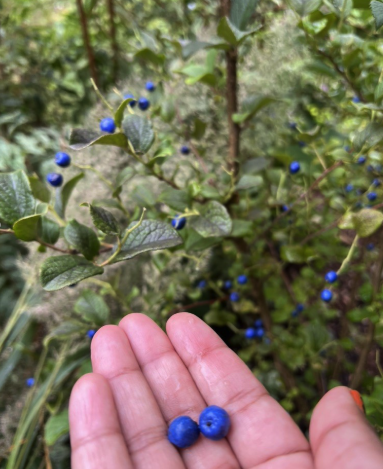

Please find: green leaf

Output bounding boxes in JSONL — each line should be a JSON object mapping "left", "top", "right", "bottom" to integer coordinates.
{"left": 352, "top": 209, "right": 383, "bottom": 237}
{"left": 112, "top": 220, "right": 183, "bottom": 263}
{"left": 54, "top": 173, "right": 84, "bottom": 219}
{"left": 181, "top": 40, "right": 228, "bottom": 60}
{"left": 74, "top": 289, "right": 110, "bottom": 325}
{"left": 114, "top": 97, "right": 134, "bottom": 128}
{"left": 233, "top": 95, "right": 276, "bottom": 124}
{"left": 230, "top": 220, "right": 253, "bottom": 237}
{"left": 40, "top": 255, "right": 104, "bottom": 291}
{"left": 236, "top": 175, "right": 263, "bottom": 191}
{"left": 184, "top": 229, "right": 222, "bottom": 251}
{"left": 242, "top": 157, "right": 270, "bottom": 174}
{"left": 29, "top": 176, "right": 50, "bottom": 203}
{"left": 204, "top": 310, "right": 236, "bottom": 326}
{"left": 82, "top": 203, "right": 120, "bottom": 235}
{"left": 122, "top": 115, "right": 154, "bottom": 155}
{"left": 288, "top": 0, "right": 322, "bottom": 16}
{"left": 44, "top": 410, "right": 69, "bottom": 446}
{"left": 64, "top": 220, "right": 100, "bottom": 260}
{"left": 69, "top": 129, "right": 127, "bottom": 150}
{"left": 158, "top": 188, "right": 191, "bottom": 211}
{"left": 190, "top": 201, "right": 232, "bottom": 238}
{"left": 14, "top": 214, "right": 44, "bottom": 242}
{"left": 333, "top": 0, "right": 353, "bottom": 16}
{"left": 113, "top": 167, "right": 134, "bottom": 197}
{"left": 192, "top": 118, "right": 207, "bottom": 140}
{"left": 0, "top": 170, "right": 35, "bottom": 226}
{"left": 371, "top": 1, "right": 383, "bottom": 29}
{"left": 353, "top": 123, "right": 383, "bottom": 152}
{"left": 338, "top": 211, "right": 355, "bottom": 230}
{"left": 230, "top": 0, "right": 259, "bottom": 30}
{"left": 39, "top": 217, "right": 60, "bottom": 244}
{"left": 217, "top": 17, "right": 261, "bottom": 46}
{"left": 281, "top": 245, "right": 316, "bottom": 263}
{"left": 375, "top": 81, "right": 383, "bottom": 102}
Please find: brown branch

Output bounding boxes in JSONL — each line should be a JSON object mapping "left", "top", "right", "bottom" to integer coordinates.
{"left": 76, "top": 0, "right": 98, "bottom": 85}
{"left": 106, "top": 0, "right": 119, "bottom": 82}
{"left": 37, "top": 239, "right": 73, "bottom": 254}
{"left": 188, "top": 142, "right": 209, "bottom": 174}
{"left": 0, "top": 229, "right": 13, "bottom": 234}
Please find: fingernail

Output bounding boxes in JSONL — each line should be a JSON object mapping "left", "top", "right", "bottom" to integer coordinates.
{"left": 350, "top": 390, "right": 365, "bottom": 413}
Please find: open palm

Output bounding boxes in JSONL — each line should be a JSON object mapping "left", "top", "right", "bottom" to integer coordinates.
{"left": 69, "top": 313, "right": 383, "bottom": 469}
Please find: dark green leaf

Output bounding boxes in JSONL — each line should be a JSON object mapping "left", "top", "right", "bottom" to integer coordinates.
{"left": 190, "top": 201, "right": 232, "bottom": 238}
{"left": 0, "top": 170, "right": 35, "bottom": 226}
{"left": 281, "top": 245, "right": 316, "bottom": 263}
{"left": 64, "top": 220, "right": 100, "bottom": 260}
{"left": 69, "top": 129, "right": 127, "bottom": 150}
{"left": 236, "top": 175, "right": 263, "bottom": 191}
{"left": 185, "top": 228, "right": 222, "bottom": 251}
{"left": 39, "top": 217, "right": 60, "bottom": 244}
{"left": 192, "top": 118, "right": 207, "bottom": 140}
{"left": 233, "top": 95, "right": 276, "bottom": 124}
{"left": 82, "top": 203, "right": 120, "bottom": 235}
{"left": 230, "top": 0, "right": 259, "bottom": 30}
{"left": 112, "top": 220, "right": 182, "bottom": 263}
{"left": 288, "top": 0, "right": 322, "bottom": 16}
{"left": 122, "top": 114, "right": 154, "bottom": 155}
{"left": 13, "top": 214, "right": 44, "bottom": 242}
{"left": 114, "top": 98, "right": 135, "bottom": 128}
{"left": 40, "top": 255, "right": 104, "bottom": 291}
{"left": 54, "top": 173, "right": 84, "bottom": 219}
{"left": 230, "top": 220, "right": 253, "bottom": 237}
{"left": 371, "top": 1, "right": 383, "bottom": 29}
{"left": 204, "top": 310, "right": 236, "bottom": 326}
{"left": 44, "top": 411, "right": 69, "bottom": 446}
{"left": 158, "top": 188, "right": 191, "bottom": 211}
{"left": 181, "top": 40, "right": 228, "bottom": 60}
{"left": 353, "top": 209, "right": 383, "bottom": 237}
{"left": 29, "top": 176, "right": 51, "bottom": 203}
{"left": 74, "top": 289, "right": 110, "bottom": 324}
{"left": 217, "top": 17, "right": 261, "bottom": 46}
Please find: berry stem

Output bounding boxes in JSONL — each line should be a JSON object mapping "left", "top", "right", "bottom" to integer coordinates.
{"left": 90, "top": 78, "right": 114, "bottom": 113}
{"left": 336, "top": 235, "right": 359, "bottom": 276}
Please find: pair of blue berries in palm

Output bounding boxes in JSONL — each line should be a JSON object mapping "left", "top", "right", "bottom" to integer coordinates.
{"left": 168, "top": 406, "right": 230, "bottom": 448}
{"left": 245, "top": 319, "right": 264, "bottom": 339}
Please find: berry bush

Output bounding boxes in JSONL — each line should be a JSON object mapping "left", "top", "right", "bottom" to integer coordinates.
{"left": 2, "top": 0, "right": 383, "bottom": 466}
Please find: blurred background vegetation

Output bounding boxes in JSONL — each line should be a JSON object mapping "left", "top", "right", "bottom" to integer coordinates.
{"left": 2, "top": 0, "right": 383, "bottom": 467}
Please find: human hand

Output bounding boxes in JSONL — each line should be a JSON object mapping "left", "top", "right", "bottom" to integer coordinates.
{"left": 69, "top": 313, "right": 383, "bottom": 469}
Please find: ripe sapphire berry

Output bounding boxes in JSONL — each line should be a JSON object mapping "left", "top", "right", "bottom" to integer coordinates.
{"left": 296, "top": 303, "right": 304, "bottom": 313}
{"left": 245, "top": 327, "right": 257, "bottom": 339}
{"left": 237, "top": 274, "right": 248, "bottom": 285}
{"left": 357, "top": 156, "right": 366, "bottom": 165}
{"left": 345, "top": 184, "right": 353, "bottom": 193}
{"left": 99, "top": 117, "right": 116, "bottom": 133}
{"left": 171, "top": 215, "right": 186, "bottom": 230}
{"left": 344, "top": 145, "right": 351, "bottom": 152}
{"left": 199, "top": 406, "right": 231, "bottom": 441}
{"left": 254, "top": 319, "right": 263, "bottom": 328}
{"left": 168, "top": 416, "right": 200, "bottom": 448}
{"left": 298, "top": 141, "right": 306, "bottom": 148}
{"left": 180, "top": 145, "right": 190, "bottom": 155}
{"left": 138, "top": 97, "right": 150, "bottom": 111}
{"left": 352, "top": 96, "right": 361, "bottom": 104}
{"left": 367, "top": 164, "right": 374, "bottom": 172}
{"left": 325, "top": 271, "right": 338, "bottom": 283}
{"left": 367, "top": 192, "right": 377, "bottom": 202}
{"left": 282, "top": 204, "right": 290, "bottom": 212}
{"left": 230, "top": 292, "right": 240, "bottom": 302}
{"left": 367, "top": 243, "right": 375, "bottom": 251}
{"left": 145, "top": 81, "right": 156, "bottom": 92}
{"left": 321, "top": 289, "right": 332, "bottom": 302}
{"left": 223, "top": 280, "right": 232, "bottom": 290}
{"left": 87, "top": 330, "right": 96, "bottom": 339}
{"left": 26, "top": 378, "right": 35, "bottom": 387}
{"left": 289, "top": 161, "right": 300, "bottom": 174}
{"left": 197, "top": 280, "right": 207, "bottom": 289}
{"left": 124, "top": 93, "right": 137, "bottom": 107}
{"left": 55, "top": 152, "right": 71, "bottom": 168}
{"left": 373, "top": 179, "right": 381, "bottom": 187}
{"left": 288, "top": 122, "right": 297, "bottom": 129}
{"left": 46, "top": 173, "right": 63, "bottom": 187}
{"left": 256, "top": 327, "right": 265, "bottom": 338}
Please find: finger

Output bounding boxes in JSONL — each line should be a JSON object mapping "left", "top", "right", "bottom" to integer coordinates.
{"left": 91, "top": 325, "right": 185, "bottom": 469}
{"left": 69, "top": 373, "right": 133, "bottom": 469}
{"left": 119, "top": 313, "right": 239, "bottom": 469}
{"left": 310, "top": 386, "right": 383, "bottom": 469}
{"left": 167, "top": 313, "right": 314, "bottom": 469}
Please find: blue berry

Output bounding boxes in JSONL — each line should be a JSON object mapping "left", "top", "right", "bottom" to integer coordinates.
{"left": 26, "top": 378, "right": 35, "bottom": 387}
{"left": 344, "top": 145, "right": 351, "bottom": 152}
{"left": 367, "top": 192, "right": 377, "bottom": 202}
{"left": 223, "top": 280, "right": 232, "bottom": 290}
{"left": 138, "top": 97, "right": 150, "bottom": 111}
{"left": 298, "top": 141, "right": 306, "bottom": 148}
{"left": 325, "top": 271, "right": 338, "bottom": 283}
{"left": 296, "top": 303, "right": 304, "bottom": 313}
{"left": 55, "top": 152, "right": 71, "bottom": 168}
{"left": 180, "top": 145, "right": 190, "bottom": 155}
{"left": 197, "top": 280, "right": 207, "bottom": 289}
{"left": 245, "top": 327, "right": 257, "bottom": 339}
{"left": 373, "top": 179, "right": 381, "bottom": 187}
{"left": 237, "top": 274, "right": 248, "bottom": 285}
{"left": 289, "top": 161, "right": 300, "bottom": 174}
{"left": 99, "top": 117, "right": 116, "bottom": 133}
{"left": 230, "top": 292, "right": 240, "bottom": 302}
{"left": 87, "top": 330, "right": 96, "bottom": 339}
{"left": 321, "top": 289, "right": 333, "bottom": 302}
{"left": 288, "top": 122, "right": 297, "bottom": 129}
{"left": 345, "top": 184, "right": 353, "bottom": 193}
{"left": 123, "top": 93, "right": 136, "bottom": 107}
{"left": 145, "top": 81, "right": 156, "bottom": 92}
{"left": 199, "top": 406, "right": 230, "bottom": 441}
{"left": 46, "top": 173, "right": 63, "bottom": 187}
{"left": 291, "top": 309, "right": 299, "bottom": 318}
{"left": 256, "top": 327, "right": 265, "bottom": 338}
{"left": 282, "top": 204, "right": 290, "bottom": 212}
{"left": 357, "top": 156, "right": 366, "bottom": 165}
{"left": 367, "top": 164, "right": 374, "bottom": 172}
{"left": 254, "top": 319, "right": 263, "bottom": 328}
{"left": 352, "top": 96, "right": 361, "bottom": 104}
{"left": 171, "top": 215, "right": 186, "bottom": 230}
{"left": 168, "top": 416, "right": 200, "bottom": 448}
{"left": 367, "top": 243, "right": 375, "bottom": 251}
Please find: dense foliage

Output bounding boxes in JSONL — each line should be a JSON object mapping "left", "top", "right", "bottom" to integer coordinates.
{"left": 2, "top": 0, "right": 383, "bottom": 467}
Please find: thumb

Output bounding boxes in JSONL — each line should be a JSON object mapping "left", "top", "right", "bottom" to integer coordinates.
{"left": 309, "top": 386, "right": 383, "bottom": 469}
